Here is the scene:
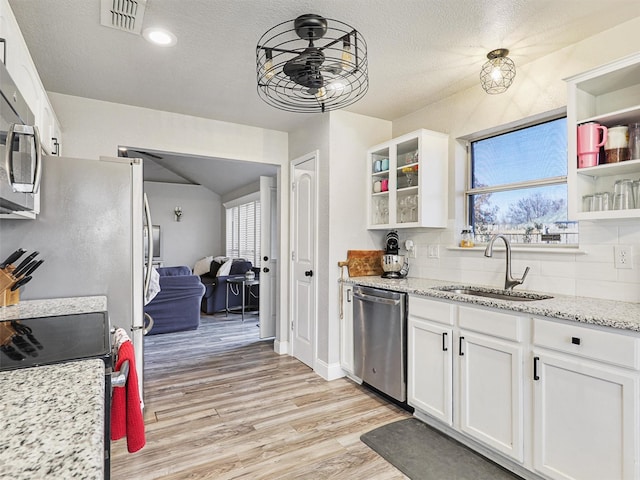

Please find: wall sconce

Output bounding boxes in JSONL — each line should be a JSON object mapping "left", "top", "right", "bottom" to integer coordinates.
{"left": 174, "top": 206, "right": 182, "bottom": 222}
{"left": 480, "top": 48, "right": 516, "bottom": 94}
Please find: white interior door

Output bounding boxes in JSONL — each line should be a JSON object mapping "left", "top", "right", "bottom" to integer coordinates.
{"left": 290, "top": 153, "right": 317, "bottom": 368}
{"left": 259, "top": 175, "right": 276, "bottom": 338}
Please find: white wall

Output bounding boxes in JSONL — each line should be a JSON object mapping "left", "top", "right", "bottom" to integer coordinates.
{"left": 144, "top": 181, "right": 222, "bottom": 268}
{"left": 389, "top": 17, "right": 640, "bottom": 303}
{"left": 289, "top": 111, "right": 391, "bottom": 379}
{"left": 49, "top": 93, "right": 288, "bottom": 163}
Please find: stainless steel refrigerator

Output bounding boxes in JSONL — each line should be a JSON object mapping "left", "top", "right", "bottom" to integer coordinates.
{"left": 0, "top": 155, "right": 151, "bottom": 400}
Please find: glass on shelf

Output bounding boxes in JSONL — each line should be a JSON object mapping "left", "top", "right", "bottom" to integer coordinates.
{"left": 373, "top": 196, "right": 389, "bottom": 225}
{"left": 397, "top": 150, "right": 419, "bottom": 165}
{"left": 397, "top": 194, "right": 418, "bottom": 223}
{"left": 397, "top": 164, "right": 419, "bottom": 189}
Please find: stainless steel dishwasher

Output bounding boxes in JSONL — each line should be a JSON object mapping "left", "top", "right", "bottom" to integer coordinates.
{"left": 353, "top": 285, "right": 407, "bottom": 402}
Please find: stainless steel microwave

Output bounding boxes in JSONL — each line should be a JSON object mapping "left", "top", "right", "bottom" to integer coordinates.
{"left": 0, "top": 59, "right": 41, "bottom": 214}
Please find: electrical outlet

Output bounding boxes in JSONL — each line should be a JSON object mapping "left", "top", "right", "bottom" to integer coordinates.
{"left": 615, "top": 245, "right": 633, "bottom": 269}
{"left": 427, "top": 245, "right": 440, "bottom": 259}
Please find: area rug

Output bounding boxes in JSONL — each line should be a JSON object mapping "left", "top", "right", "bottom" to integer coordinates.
{"left": 360, "top": 418, "right": 522, "bottom": 480}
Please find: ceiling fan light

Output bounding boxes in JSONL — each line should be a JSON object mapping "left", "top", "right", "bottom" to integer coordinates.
{"left": 480, "top": 48, "right": 516, "bottom": 94}
{"left": 341, "top": 35, "right": 352, "bottom": 71}
{"left": 263, "top": 49, "right": 275, "bottom": 80}
{"left": 256, "top": 14, "right": 368, "bottom": 113}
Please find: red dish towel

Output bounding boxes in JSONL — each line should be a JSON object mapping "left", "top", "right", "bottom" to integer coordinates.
{"left": 111, "top": 340, "right": 146, "bottom": 453}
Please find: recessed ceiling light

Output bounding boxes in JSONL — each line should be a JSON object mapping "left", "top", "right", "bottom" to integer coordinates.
{"left": 143, "top": 27, "right": 177, "bottom": 47}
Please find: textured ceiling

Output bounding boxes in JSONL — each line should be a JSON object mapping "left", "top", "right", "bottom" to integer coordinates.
{"left": 8, "top": 0, "right": 640, "bottom": 193}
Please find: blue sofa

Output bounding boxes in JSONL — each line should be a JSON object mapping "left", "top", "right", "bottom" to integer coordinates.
{"left": 144, "top": 266, "right": 206, "bottom": 335}
{"left": 199, "top": 259, "right": 259, "bottom": 314}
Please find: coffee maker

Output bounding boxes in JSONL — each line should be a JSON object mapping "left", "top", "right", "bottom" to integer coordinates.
{"left": 381, "top": 231, "right": 409, "bottom": 278}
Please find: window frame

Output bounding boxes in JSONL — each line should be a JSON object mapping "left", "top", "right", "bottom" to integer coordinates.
{"left": 463, "top": 109, "right": 577, "bottom": 246}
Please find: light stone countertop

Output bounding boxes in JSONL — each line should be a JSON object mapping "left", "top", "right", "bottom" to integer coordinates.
{"left": 344, "top": 276, "right": 640, "bottom": 333}
{"left": 0, "top": 296, "right": 107, "bottom": 321}
{"left": 0, "top": 358, "right": 105, "bottom": 480}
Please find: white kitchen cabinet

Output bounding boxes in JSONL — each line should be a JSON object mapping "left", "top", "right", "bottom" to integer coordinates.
{"left": 0, "top": 0, "right": 61, "bottom": 157}
{"left": 458, "top": 331, "right": 524, "bottom": 461}
{"left": 566, "top": 52, "right": 640, "bottom": 220}
{"left": 532, "top": 318, "right": 640, "bottom": 480}
{"left": 339, "top": 284, "right": 357, "bottom": 378}
{"left": 39, "top": 100, "right": 62, "bottom": 156}
{"left": 457, "top": 305, "right": 525, "bottom": 462}
{"left": 408, "top": 295, "right": 454, "bottom": 424}
{"left": 367, "top": 129, "right": 448, "bottom": 229}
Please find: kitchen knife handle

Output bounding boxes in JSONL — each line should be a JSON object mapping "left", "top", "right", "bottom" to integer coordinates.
{"left": 19, "top": 259, "right": 43, "bottom": 278}
{"left": 13, "top": 252, "right": 39, "bottom": 274}
{"left": 0, "top": 248, "right": 26, "bottom": 269}
{"left": 11, "top": 276, "right": 31, "bottom": 291}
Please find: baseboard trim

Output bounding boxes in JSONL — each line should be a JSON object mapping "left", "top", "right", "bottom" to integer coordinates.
{"left": 274, "top": 339, "right": 289, "bottom": 355}
{"left": 314, "top": 359, "right": 345, "bottom": 381}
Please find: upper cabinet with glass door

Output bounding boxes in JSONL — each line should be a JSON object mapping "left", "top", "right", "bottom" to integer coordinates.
{"left": 367, "top": 129, "right": 448, "bottom": 229}
{"left": 566, "top": 52, "right": 640, "bottom": 220}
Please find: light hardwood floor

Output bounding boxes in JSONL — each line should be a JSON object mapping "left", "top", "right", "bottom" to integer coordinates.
{"left": 110, "top": 314, "right": 410, "bottom": 479}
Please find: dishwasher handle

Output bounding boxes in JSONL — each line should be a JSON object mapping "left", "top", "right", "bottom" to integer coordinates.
{"left": 353, "top": 291, "right": 401, "bottom": 306}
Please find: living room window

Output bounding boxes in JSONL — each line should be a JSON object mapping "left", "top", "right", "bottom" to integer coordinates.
{"left": 466, "top": 115, "right": 578, "bottom": 245}
{"left": 225, "top": 196, "right": 261, "bottom": 265}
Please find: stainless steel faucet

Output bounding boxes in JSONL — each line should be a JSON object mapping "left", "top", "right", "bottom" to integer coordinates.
{"left": 484, "top": 234, "right": 530, "bottom": 291}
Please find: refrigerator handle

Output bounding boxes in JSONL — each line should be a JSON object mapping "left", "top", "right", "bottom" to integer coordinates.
{"left": 143, "top": 193, "right": 153, "bottom": 297}
{"left": 143, "top": 313, "right": 154, "bottom": 336}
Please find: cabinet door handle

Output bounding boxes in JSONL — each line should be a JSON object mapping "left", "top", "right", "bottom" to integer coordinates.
{"left": 459, "top": 336, "right": 464, "bottom": 356}
{"left": 571, "top": 336, "right": 581, "bottom": 345}
{"left": 442, "top": 332, "right": 448, "bottom": 352}
{"left": 533, "top": 356, "right": 540, "bottom": 381}
{"left": 347, "top": 289, "right": 352, "bottom": 303}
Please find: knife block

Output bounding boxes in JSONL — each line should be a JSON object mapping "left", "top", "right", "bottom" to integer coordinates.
{"left": 0, "top": 288, "right": 19, "bottom": 307}
{"left": 0, "top": 266, "right": 19, "bottom": 307}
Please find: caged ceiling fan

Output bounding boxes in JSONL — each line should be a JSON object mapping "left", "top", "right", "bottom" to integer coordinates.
{"left": 256, "top": 14, "right": 368, "bottom": 113}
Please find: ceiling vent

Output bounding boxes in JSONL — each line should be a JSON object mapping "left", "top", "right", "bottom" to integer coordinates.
{"left": 100, "top": 0, "right": 147, "bottom": 35}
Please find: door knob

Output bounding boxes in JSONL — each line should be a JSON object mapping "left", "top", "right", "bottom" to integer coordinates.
{"left": 305, "top": 270, "right": 313, "bottom": 277}
{"left": 263, "top": 256, "right": 269, "bottom": 261}
{"left": 263, "top": 267, "right": 270, "bottom": 273}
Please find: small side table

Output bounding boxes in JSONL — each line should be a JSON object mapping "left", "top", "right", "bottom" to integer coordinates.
{"left": 226, "top": 277, "right": 260, "bottom": 321}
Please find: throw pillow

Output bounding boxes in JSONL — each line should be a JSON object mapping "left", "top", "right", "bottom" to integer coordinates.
{"left": 209, "top": 260, "right": 222, "bottom": 277}
{"left": 229, "top": 260, "right": 253, "bottom": 275}
{"left": 216, "top": 258, "right": 233, "bottom": 277}
{"left": 193, "top": 256, "right": 214, "bottom": 276}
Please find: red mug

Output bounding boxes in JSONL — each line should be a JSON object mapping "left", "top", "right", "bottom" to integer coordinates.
{"left": 381, "top": 179, "right": 389, "bottom": 192}
{"left": 577, "top": 122, "right": 608, "bottom": 168}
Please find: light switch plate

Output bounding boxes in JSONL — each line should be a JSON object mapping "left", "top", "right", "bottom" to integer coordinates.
{"left": 427, "top": 245, "right": 439, "bottom": 258}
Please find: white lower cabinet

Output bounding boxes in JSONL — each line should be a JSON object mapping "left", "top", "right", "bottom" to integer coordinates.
{"left": 459, "top": 331, "right": 524, "bottom": 461}
{"left": 408, "top": 315, "right": 453, "bottom": 424}
{"left": 339, "top": 284, "right": 357, "bottom": 378}
{"left": 532, "top": 319, "right": 640, "bottom": 480}
{"left": 406, "top": 295, "right": 640, "bottom": 480}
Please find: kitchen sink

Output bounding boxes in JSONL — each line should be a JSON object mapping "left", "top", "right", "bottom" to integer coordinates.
{"left": 436, "top": 285, "right": 553, "bottom": 302}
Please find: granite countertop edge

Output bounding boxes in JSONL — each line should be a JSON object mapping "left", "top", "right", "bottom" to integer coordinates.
{"left": 343, "top": 276, "right": 640, "bottom": 333}
{"left": 0, "top": 358, "right": 105, "bottom": 480}
{"left": 0, "top": 295, "right": 107, "bottom": 321}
